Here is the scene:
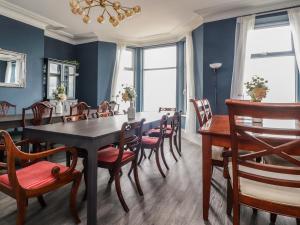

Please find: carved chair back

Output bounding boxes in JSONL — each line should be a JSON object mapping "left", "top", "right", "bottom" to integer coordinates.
{"left": 22, "top": 102, "right": 53, "bottom": 127}
{"left": 226, "top": 99, "right": 300, "bottom": 217}
{"left": 190, "top": 99, "right": 208, "bottom": 127}
{"left": 159, "top": 107, "right": 176, "bottom": 113}
{"left": 0, "top": 101, "right": 16, "bottom": 116}
{"left": 115, "top": 119, "right": 145, "bottom": 166}
{"left": 70, "top": 102, "right": 90, "bottom": 116}
{"left": 202, "top": 99, "right": 212, "bottom": 121}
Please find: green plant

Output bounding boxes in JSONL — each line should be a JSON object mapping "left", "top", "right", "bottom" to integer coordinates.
{"left": 244, "top": 75, "right": 269, "bottom": 102}
{"left": 120, "top": 85, "right": 136, "bottom": 102}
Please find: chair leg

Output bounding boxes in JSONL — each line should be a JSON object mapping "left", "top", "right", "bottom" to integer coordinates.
{"left": 70, "top": 173, "right": 82, "bottom": 224}
{"left": 270, "top": 213, "right": 277, "bottom": 224}
{"left": 138, "top": 147, "right": 145, "bottom": 165}
{"left": 296, "top": 218, "right": 300, "bottom": 225}
{"left": 160, "top": 142, "right": 169, "bottom": 170}
{"left": 108, "top": 169, "right": 114, "bottom": 184}
{"left": 37, "top": 195, "right": 47, "bottom": 208}
{"left": 252, "top": 209, "right": 258, "bottom": 215}
{"left": 233, "top": 203, "right": 240, "bottom": 225}
{"left": 148, "top": 149, "right": 154, "bottom": 159}
{"left": 173, "top": 135, "right": 181, "bottom": 157}
{"left": 169, "top": 136, "right": 177, "bottom": 162}
{"left": 133, "top": 160, "right": 143, "bottom": 196}
{"left": 82, "top": 158, "right": 88, "bottom": 201}
{"left": 226, "top": 179, "right": 233, "bottom": 216}
{"left": 16, "top": 197, "right": 27, "bottom": 225}
{"left": 114, "top": 169, "right": 129, "bottom": 212}
{"left": 155, "top": 148, "right": 166, "bottom": 178}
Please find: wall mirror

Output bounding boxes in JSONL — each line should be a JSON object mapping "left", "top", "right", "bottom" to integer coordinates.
{"left": 0, "top": 48, "right": 26, "bottom": 88}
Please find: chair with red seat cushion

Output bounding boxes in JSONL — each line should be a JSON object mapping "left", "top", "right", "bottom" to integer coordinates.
{"left": 136, "top": 115, "right": 168, "bottom": 178}
{"left": 0, "top": 130, "right": 82, "bottom": 225}
{"left": 148, "top": 112, "right": 181, "bottom": 163}
{"left": 97, "top": 119, "right": 145, "bottom": 212}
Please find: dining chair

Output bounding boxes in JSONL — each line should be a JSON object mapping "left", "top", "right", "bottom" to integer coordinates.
{"left": 0, "top": 130, "right": 82, "bottom": 225}
{"left": 148, "top": 112, "right": 181, "bottom": 164}
{"left": 190, "top": 98, "right": 225, "bottom": 167}
{"left": 97, "top": 101, "right": 113, "bottom": 115}
{"left": 136, "top": 115, "right": 168, "bottom": 177}
{"left": 158, "top": 107, "right": 176, "bottom": 130}
{"left": 0, "top": 101, "right": 16, "bottom": 116}
{"left": 226, "top": 99, "right": 300, "bottom": 225}
{"left": 92, "top": 111, "right": 110, "bottom": 118}
{"left": 70, "top": 102, "right": 90, "bottom": 116}
{"left": 97, "top": 119, "right": 145, "bottom": 212}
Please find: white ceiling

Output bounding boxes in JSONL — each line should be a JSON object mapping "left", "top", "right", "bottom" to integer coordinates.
{"left": 1, "top": 0, "right": 300, "bottom": 45}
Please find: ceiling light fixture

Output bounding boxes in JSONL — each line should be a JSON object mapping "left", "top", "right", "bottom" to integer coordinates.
{"left": 69, "top": 0, "right": 141, "bottom": 27}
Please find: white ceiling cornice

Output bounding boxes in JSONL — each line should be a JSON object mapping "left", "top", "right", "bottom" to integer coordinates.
{"left": 0, "top": 0, "right": 299, "bottom": 46}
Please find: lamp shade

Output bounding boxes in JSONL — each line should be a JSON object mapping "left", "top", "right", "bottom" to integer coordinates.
{"left": 209, "top": 63, "right": 222, "bottom": 70}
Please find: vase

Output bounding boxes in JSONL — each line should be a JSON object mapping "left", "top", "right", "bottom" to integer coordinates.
{"left": 127, "top": 101, "right": 135, "bottom": 120}
{"left": 250, "top": 100, "right": 263, "bottom": 124}
{"left": 56, "top": 101, "right": 63, "bottom": 114}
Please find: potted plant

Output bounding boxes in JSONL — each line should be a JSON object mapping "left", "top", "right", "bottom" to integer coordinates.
{"left": 120, "top": 85, "right": 136, "bottom": 120}
{"left": 244, "top": 75, "right": 269, "bottom": 123}
{"left": 53, "top": 85, "right": 67, "bottom": 114}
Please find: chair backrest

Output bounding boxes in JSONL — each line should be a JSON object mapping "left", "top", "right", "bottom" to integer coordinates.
{"left": 158, "top": 107, "right": 176, "bottom": 113}
{"left": 226, "top": 99, "right": 300, "bottom": 199}
{"left": 22, "top": 102, "right": 53, "bottom": 127}
{"left": 170, "top": 111, "right": 181, "bottom": 134}
{"left": 202, "top": 99, "right": 212, "bottom": 121}
{"left": 63, "top": 114, "right": 88, "bottom": 123}
{"left": 70, "top": 102, "right": 90, "bottom": 116}
{"left": 190, "top": 99, "right": 208, "bottom": 127}
{"left": 0, "top": 101, "right": 16, "bottom": 116}
{"left": 116, "top": 119, "right": 145, "bottom": 165}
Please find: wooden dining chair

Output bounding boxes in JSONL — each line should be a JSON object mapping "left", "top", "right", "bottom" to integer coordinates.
{"left": 190, "top": 98, "right": 225, "bottom": 167}
{"left": 137, "top": 115, "right": 168, "bottom": 177}
{"left": 0, "top": 101, "right": 16, "bottom": 116}
{"left": 226, "top": 99, "right": 300, "bottom": 225}
{"left": 97, "top": 101, "right": 113, "bottom": 115}
{"left": 0, "top": 130, "right": 82, "bottom": 225}
{"left": 97, "top": 119, "right": 145, "bottom": 212}
{"left": 70, "top": 102, "right": 90, "bottom": 116}
{"left": 148, "top": 112, "right": 181, "bottom": 164}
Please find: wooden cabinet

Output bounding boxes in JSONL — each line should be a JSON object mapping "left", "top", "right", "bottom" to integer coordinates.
{"left": 43, "top": 59, "right": 78, "bottom": 100}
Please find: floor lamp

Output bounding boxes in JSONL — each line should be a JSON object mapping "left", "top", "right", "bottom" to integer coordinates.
{"left": 209, "top": 63, "right": 222, "bottom": 113}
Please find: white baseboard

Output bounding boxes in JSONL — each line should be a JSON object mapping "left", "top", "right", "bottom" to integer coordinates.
{"left": 181, "top": 129, "right": 202, "bottom": 146}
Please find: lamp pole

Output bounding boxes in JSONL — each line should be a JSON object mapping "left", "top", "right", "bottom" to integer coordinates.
{"left": 209, "top": 63, "right": 222, "bottom": 114}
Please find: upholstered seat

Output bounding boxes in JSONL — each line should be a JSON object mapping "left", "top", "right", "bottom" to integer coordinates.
{"left": 148, "top": 128, "right": 172, "bottom": 137}
{"left": 0, "top": 161, "right": 74, "bottom": 190}
{"left": 228, "top": 163, "right": 300, "bottom": 207}
{"left": 97, "top": 147, "right": 135, "bottom": 163}
{"left": 142, "top": 136, "right": 159, "bottom": 145}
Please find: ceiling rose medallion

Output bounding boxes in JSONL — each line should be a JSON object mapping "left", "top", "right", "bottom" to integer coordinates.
{"left": 69, "top": 0, "right": 141, "bottom": 27}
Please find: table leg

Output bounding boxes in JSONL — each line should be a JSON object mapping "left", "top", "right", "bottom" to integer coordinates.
{"left": 202, "top": 135, "right": 212, "bottom": 221}
{"left": 87, "top": 147, "right": 98, "bottom": 225}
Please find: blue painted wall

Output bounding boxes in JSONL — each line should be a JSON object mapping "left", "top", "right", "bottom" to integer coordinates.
{"left": 44, "top": 36, "right": 76, "bottom": 60}
{"left": 75, "top": 41, "right": 99, "bottom": 107}
{"left": 0, "top": 15, "right": 44, "bottom": 113}
{"left": 202, "top": 18, "right": 236, "bottom": 114}
{"left": 98, "top": 41, "right": 116, "bottom": 104}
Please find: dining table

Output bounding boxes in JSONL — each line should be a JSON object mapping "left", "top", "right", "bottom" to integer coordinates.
{"left": 199, "top": 114, "right": 300, "bottom": 221}
{"left": 23, "top": 112, "right": 181, "bottom": 225}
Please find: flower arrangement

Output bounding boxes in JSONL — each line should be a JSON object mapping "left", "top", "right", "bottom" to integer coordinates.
{"left": 244, "top": 75, "right": 268, "bottom": 102}
{"left": 120, "top": 85, "right": 136, "bottom": 102}
{"left": 53, "top": 85, "right": 67, "bottom": 101}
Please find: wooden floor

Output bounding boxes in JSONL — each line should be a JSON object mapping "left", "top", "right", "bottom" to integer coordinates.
{"left": 0, "top": 139, "right": 296, "bottom": 225}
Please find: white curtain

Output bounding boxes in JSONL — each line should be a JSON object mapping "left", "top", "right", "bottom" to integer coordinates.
{"left": 110, "top": 43, "right": 126, "bottom": 100}
{"left": 288, "top": 8, "right": 300, "bottom": 71}
{"left": 185, "top": 32, "right": 196, "bottom": 134}
{"left": 230, "top": 15, "right": 255, "bottom": 99}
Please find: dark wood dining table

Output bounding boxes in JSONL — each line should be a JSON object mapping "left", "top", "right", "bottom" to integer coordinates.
{"left": 199, "top": 115, "right": 300, "bottom": 221}
{"left": 23, "top": 112, "right": 181, "bottom": 225}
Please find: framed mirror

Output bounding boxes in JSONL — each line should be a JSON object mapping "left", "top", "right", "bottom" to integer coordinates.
{"left": 0, "top": 48, "right": 26, "bottom": 88}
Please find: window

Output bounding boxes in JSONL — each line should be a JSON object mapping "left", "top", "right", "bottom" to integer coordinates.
{"left": 143, "top": 45, "right": 177, "bottom": 111}
{"left": 116, "top": 48, "right": 135, "bottom": 111}
{"left": 243, "top": 24, "right": 297, "bottom": 103}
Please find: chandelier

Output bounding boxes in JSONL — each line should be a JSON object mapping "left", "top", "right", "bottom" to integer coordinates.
{"left": 69, "top": 0, "right": 141, "bottom": 27}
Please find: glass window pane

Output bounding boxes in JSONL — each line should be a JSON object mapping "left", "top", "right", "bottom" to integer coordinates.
{"left": 48, "top": 76, "right": 59, "bottom": 98}
{"left": 247, "top": 26, "right": 293, "bottom": 54}
{"left": 243, "top": 56, "right": 296, "bottom": 103}
{"left": 144, "top": 46, "right": 176, "bottom": 69}
{"left": 143, "top": 69, "right": 176, "bottom": 111}
{"left": 123, "top": 49, "right": 133, "bottom": 69}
